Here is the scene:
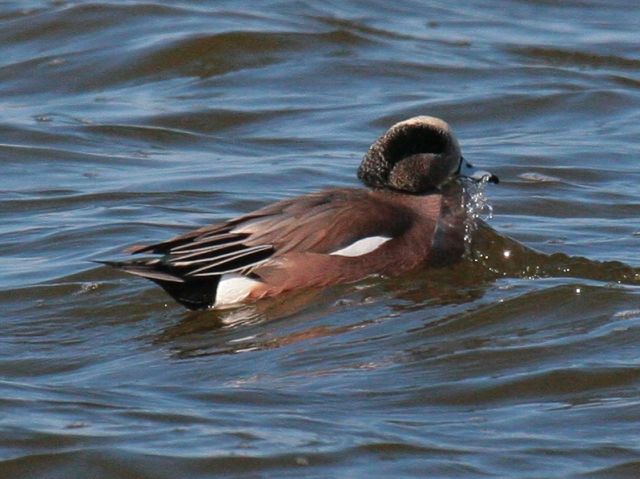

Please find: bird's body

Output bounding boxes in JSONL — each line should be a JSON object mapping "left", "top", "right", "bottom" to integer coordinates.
{"left": 105, "top": 116, "right": 497, "bottom": 310}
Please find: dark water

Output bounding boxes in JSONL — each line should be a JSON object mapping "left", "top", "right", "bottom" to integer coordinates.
{"left": 2, "top": 1, "right": 640, "bottom": 477}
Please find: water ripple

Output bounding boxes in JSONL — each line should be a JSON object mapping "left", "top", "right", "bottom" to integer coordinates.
{"left": 1, "top": 0, "right": 640, "bottom": 477}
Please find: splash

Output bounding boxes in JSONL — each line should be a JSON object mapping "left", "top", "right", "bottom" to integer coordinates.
{"left": 462, "top": 177, "right": 494, "bottom": 254}
{"left": 459, "top": 180, "right": 640, "bottom": 286}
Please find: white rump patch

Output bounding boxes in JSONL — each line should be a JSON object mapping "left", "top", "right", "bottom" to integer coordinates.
{"left": 214, "top": 273, "right": 263, "bottom": 308}
{"left": 329, "top": 236, "right": 392, "bottom": 257}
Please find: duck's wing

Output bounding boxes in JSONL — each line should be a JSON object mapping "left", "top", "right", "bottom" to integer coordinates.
{"left": 132, "top": 189, "right": 413, "bottom": 266}
{"left": 106, "top": 188, "right": 416, "bottom": 309}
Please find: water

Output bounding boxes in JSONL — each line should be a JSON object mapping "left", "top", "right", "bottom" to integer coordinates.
{"left": 2, "top": 1, "right": 640, "bottom": 477}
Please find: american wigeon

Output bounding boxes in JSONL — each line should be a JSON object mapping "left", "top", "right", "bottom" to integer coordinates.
{"left": 104, "top": 116, "right": 498, "bottom": 310}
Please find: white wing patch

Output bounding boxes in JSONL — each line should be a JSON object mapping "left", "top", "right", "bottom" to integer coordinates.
{"left": 329, "top": 236, "right": 392, "bottom": 257}
{"left": 214, "top": 273, "right": 263, "bottom": 308}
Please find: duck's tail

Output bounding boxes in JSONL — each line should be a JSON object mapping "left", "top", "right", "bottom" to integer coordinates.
{"left": 96, "top": 259, "right": 220, "bottom": 310}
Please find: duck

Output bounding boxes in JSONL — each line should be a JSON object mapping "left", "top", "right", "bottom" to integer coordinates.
{"left": 103, "top": 116, "right": 498, "bottom": 310}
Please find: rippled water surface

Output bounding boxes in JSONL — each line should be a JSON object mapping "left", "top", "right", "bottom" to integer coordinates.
{"left": 2, "top": 1, "right": 640, "bottom": 477}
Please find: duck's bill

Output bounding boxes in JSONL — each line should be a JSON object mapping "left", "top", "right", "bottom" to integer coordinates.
{"left": 458, "top": 158, "right": 499, "bottom": 184}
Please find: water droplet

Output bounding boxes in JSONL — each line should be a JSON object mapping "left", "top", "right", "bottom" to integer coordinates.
{"left": 462, "top": 179, "right": 494, "bottom": 255}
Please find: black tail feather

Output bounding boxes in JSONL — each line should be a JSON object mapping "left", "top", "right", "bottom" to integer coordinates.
{"left": 96, "top": 260, "right": 220, "bottom": 310}
{"left": 150, "top": 275, "right": 221, "bottom": 310}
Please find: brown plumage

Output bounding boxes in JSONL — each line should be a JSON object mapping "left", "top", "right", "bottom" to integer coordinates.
{"left": 103, "top": 116, "right": 498, "bottom": 310}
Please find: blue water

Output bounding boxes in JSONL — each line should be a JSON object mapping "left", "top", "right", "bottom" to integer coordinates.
{"left": 1, "top": 1, "right": 639, "bottom": 477}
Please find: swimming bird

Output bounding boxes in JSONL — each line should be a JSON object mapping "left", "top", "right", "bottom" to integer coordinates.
{"left": 103, "top": 116, "right": 498, "bottom": 310}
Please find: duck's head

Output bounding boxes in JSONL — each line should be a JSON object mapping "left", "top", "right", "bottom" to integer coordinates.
{"left": 358, "top": 116, "right": 498, "bottom": 194}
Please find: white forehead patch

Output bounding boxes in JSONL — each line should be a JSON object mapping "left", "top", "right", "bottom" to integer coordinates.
{"left": 330, "top": 236, "right": 392, "bottom": 257}
{"left": 392, "top": 115, "right": 452, "bottom": 133}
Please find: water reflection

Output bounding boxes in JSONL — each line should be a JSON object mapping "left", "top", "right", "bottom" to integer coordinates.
{"left": 152, "top": 212, "right": 640, "bottom": 359}
{"left": 153, "top": 284, "right": 382, "bottom": 357}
